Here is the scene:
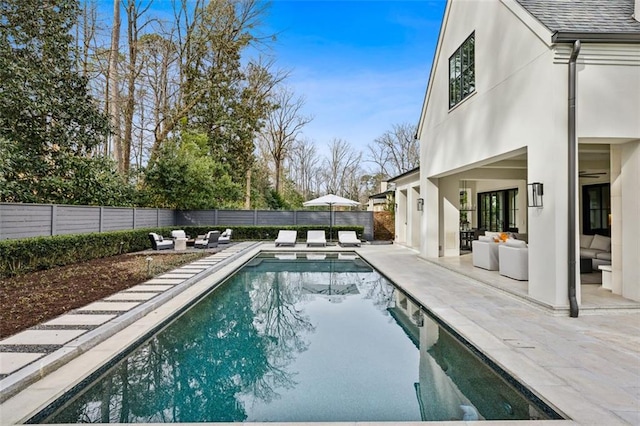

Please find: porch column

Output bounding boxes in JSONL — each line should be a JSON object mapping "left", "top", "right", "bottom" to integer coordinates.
{"left": 619, "top": 141, "right": 640, "bottom": 301}
{"left": 422, "top": 177, "right": 440, "bottom": 258}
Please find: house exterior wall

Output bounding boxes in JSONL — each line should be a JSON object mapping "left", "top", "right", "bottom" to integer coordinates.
{"left": 392, "top": 171, "right": 421, "bottom": 250}
{"left": 419, "top": 0, "right": 571, "bottom": 306}
{"left": 417, "top": 0, "right": 640, "bottom": 306}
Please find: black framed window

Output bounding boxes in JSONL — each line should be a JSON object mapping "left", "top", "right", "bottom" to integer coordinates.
{"left": 582, "top": 183, "right": 610, "bottom": 236}
{"left": 449, "top": 32, "right": 475, "bottom": 108}
{"left": 478, "top": 188, "right": 518, "bottom": 232}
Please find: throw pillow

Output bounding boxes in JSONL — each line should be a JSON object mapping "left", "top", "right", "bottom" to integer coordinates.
{"left": 506, "top": 239, "right": 527, "bottom": 248}
{"left": 580, "top": 234, "right": 594, "bottom": 248}
{"left": 590, "top": 234, "right": 611, "bottom": 252}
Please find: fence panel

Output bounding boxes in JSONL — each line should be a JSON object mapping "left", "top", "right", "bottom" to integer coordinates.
{"left": 102, "top": 207, "right": 134, "bottom": 231}
{"left": 1, "top": 203, "right": 374, "bottom": 241}
{"left": 176, "top": 210, "right": 215, "bottom": 226}
{"left": 217, "top": 210, "right": 254, "bottom": 225}
{"left": 134, "top": 208, "right": 158, "bottom": 229}
{"left": 295, "top": 211, "right": 330, "bottom": 225}
{"left": 0, "top": 204, "right": 52, "bottom": 239}
{"left": 257, "top": 211, "right": 294, "bottom": 226}
{"left": 56, "top": 206, "right": 101, "bottom": 235}
{"left": 158, "top": 210, "right": 175, "bottom": 227}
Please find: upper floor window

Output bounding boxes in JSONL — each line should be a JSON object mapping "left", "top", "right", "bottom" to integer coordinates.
{"left": 449, "top": 32, "right": 475, "bottom": 108}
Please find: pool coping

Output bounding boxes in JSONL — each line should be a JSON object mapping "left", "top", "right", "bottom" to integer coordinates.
{"left": 0, "top": 244, "right": 602, "bottom": 425}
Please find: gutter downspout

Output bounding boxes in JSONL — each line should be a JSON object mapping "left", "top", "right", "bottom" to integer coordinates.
{"left": 568, "top": 40, "right": 580, "bottom": 318}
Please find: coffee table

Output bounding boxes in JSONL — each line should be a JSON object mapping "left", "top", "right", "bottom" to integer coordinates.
{"left": 579, "top": 257, "right": 592, "bottom": 273}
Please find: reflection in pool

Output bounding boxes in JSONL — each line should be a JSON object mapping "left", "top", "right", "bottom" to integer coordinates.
{"left": 38, "top": 252, "right": 561, "bottom": 423}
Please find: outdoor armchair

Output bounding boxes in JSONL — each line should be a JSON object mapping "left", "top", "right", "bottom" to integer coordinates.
{"left": 471, "top": 236, "right": 499, "bottom": 270}
{"left": 219, "top": 228, "right": 233, "bottom": 244}
{"left": 498, "top": 239, "right": 528, "bottom": 280}
{"left": 194, "top": 231, "right": 220, "bottom": 249}
{"left": 148, "top": 232, "right": 174, "bottom": 250}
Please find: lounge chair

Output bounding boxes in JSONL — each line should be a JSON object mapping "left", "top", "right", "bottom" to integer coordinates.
{"left": 275, "top": 230, "right": 297, "bottom": 247}
{"left": 148, "top": 232, "right": 174, "bottom": 250}
{"left": 338, "top": 231, "right": 361, "bottom": 247}
{"left": 219, "top": 228, "right": 233, "bottom": 244}
{"left": 306, "top": 230, "right": 326, "bottom": 247}
{"left": 194, "top": 231, "right": 220, "bottom": 249}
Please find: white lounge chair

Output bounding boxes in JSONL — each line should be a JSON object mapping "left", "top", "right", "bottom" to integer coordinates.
{"left": 338, "top": 231, "right": 361, "bottom": 247}
{"left": 219, "top": 228, "right": 233, "bottom": 244}
{"left": 275, "top": 230, "right": 297, "bottom": 247}
{"left": 306, "top": 230, "right": 327, "bottom": 247}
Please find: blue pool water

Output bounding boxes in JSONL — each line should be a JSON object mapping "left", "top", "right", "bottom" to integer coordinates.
{"left": 39, "top": 252, "right": 560, "bottom": 423}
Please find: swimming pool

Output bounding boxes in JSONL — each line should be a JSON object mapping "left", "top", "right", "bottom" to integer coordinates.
{"left": 34, "top": 252, "right": 561, "bottom": 423}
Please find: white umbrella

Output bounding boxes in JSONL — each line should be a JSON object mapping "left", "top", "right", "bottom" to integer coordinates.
{"left": 303, "top": 194, "right": 360, "bottom": 241}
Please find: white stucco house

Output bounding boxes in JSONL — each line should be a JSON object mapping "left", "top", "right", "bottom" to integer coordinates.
{"left": 415, "top": 0, "right": 640, "bottom": 314}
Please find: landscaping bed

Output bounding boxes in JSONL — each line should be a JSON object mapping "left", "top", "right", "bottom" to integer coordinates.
{"left": 0, "top": 251, "right": 208, "bottom": 339}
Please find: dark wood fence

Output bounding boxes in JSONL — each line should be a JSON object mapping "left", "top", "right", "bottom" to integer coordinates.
{"left": 1, "top": 203, "right": 374, "bottom": 241}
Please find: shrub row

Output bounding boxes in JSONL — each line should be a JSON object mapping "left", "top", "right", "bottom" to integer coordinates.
{"left": 0, "top": 225, "right": 364, "bottom": 277}
{"left": 178, "top": 225, "right": 364, "bottom": 242}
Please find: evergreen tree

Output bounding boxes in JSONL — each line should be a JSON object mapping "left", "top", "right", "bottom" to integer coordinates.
{"left": 0, "top": 0, "right": 113, "bottom": 204}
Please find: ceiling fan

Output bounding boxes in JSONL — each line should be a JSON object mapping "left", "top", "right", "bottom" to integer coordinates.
{"left": 579, "top": 171, "right": 607, "bottom": 178}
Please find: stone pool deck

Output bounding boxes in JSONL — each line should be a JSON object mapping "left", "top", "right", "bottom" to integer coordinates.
{"left": 0, "top": 243, "right": 638, "bottom": 425}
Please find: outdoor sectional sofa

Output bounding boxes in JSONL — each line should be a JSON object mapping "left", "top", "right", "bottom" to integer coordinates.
{"left": 580, "top": 234, "right": 612, "bottom": 268}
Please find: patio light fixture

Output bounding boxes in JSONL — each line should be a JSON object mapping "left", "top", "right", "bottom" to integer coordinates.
{"left": 527, "top": 182, "right": 544, "bottom": 207}
{"left": 417, "top": 198, "right": 424, "bottom": 211}
{"left": 412, "top": 309, "right": 424, "bottom": 327}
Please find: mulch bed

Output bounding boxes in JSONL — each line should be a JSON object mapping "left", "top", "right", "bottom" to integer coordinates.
{"left": 0, "top": 252, "right": 208, "bottom": 339}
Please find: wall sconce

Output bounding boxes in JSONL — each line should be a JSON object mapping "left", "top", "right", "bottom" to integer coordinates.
{"left": 527, "top": 182, "right": 544, "bottom": 207}
{"left": 412, "top": 309, "right": 424, "bottom": 327}
{"left": 417, "top": 198, "right": 424, "bottom": 211}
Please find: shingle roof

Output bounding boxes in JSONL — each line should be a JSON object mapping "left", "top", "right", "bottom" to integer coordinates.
{"left": 516, "top": 0, "right": 640, "bottom": 36}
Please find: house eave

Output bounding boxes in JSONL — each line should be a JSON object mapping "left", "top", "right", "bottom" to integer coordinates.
{"left": 552, "top": 31, "right": 640, "bottom": 43}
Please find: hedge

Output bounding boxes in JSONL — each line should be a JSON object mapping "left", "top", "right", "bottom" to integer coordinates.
{"left": 0, "top": 225, "right": 364, "bottom": 277}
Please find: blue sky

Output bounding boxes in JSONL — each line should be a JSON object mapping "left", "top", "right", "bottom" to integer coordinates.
{"left": 94, "top": 0, "right": 446, "bottom": 159}
{"left": 259, "top": 1, "right": 446, "bottom": 157}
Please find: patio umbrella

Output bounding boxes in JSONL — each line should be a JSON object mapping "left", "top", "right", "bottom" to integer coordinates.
{"left": 303, "top": 194, "right": 360, "bottom": 241}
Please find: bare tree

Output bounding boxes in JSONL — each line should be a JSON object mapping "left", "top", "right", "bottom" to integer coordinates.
{"left": 367, "top": 122, "right": 419, "bottom": 178}
{"left": 286, "top": 137, "right": 320, "bottom": 199}
{"left": 120, "top": 0, "right": 154, "bottom": 175}
{"left": 322, "top": 138, "right": 363, "bottom": 201}
{"left": 258, "top": 87, "right": 313, "bottom": 194}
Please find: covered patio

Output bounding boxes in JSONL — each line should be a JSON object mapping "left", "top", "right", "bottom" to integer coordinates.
{"left": 426, "top": 252, "right": 640, "bottom": 314}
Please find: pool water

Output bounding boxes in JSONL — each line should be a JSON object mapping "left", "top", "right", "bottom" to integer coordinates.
{"left": 40, "top": 252, "right": 560, "bottom": 423}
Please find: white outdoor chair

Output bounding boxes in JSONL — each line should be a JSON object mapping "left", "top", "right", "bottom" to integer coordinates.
{"left": 275, "top": 230, "right": 297, "bottom": 247}
{"left": 306, "top": 230, "right": 327, "bottom": 247}
{"left": 338, "top": 231, "right": 361, "bottom": 247}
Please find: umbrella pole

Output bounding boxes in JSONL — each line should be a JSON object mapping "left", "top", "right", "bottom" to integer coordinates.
{"left": 329, "top": 204, "right": 333, "bottom": 243}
